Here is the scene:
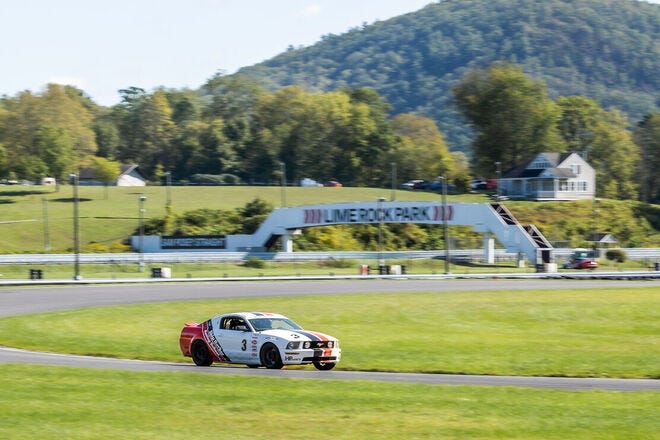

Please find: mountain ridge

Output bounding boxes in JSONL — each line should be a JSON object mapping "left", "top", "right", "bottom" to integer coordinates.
{"left": 233, "top": 0, "right": 660, "bottom": 152}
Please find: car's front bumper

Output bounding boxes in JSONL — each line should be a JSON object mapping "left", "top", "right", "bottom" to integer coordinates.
{"left": 283, "top": 348, "right": 341, "bottom": 365}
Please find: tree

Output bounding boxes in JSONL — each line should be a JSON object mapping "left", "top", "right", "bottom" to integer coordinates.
{"left": 634, "top": 112, "right": 660, "bottom": 203}
{"left": 390, "top": 113, "right": 454, "bottom": 182}
{"left": 0, "top": 144, "right": 7, "bottom": 177}
{"left": 451, "top": 62, "right": 562, "bottom": 176}
{"left": 0, "top": 85, "right": 97, "bottom": 179}
{"left": 91, "top": 157, "right": 121, "bottom": 199}
{"left": 556, "top": 96, "right": 601, "bottom": 160}
{"left": 589, "top": 110, "right": 639, "bottom": 199}
{"left": 557, "top": 96, "right": 640, "bottom": 199}
{"left": 34, "top": 126, "right": 73, "bottom": 180}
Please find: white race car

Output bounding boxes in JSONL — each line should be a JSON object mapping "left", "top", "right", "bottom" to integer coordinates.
{"left": 179, "top": 312, "right": 341, "bottom": 370}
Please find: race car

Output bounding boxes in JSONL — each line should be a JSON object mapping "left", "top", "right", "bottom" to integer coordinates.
{"left": 563, "top": 257, "right": 599, "bottom": 269}
{"left": 179, "top": 312, "right": 341, "bottom": 370}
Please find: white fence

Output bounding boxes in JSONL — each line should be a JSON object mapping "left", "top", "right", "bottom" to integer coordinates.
{"left": 0, "top": 248, "right": 658, "bottom": 265}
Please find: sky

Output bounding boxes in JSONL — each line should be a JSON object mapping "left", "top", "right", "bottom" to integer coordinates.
{"left": 0, "top": 0, "right": 434, "bottom": 106}
{"left": 1, "top": 0, "right": 658, "bottom": 107}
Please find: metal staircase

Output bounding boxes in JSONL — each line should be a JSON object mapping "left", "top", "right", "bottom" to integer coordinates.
{"left": 490, "top": 203, "right": 518, "bottom": 225}
{"left": 487, "top": 203, "right": 553, "bottom": 264}
{"left": 523, "top": 224, "right": 553, "bottom": 249}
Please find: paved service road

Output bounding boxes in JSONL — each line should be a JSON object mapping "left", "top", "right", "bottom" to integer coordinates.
{"left": 1, "top": 279, "right": 659, "bottom": 391}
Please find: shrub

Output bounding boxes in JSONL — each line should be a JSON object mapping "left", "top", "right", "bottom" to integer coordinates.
{"left": 319, "top": 258, "right": 354, "bottom": 268}
{"left": 243, "top": 257, "right": 266, "bottom": 268}
{"left": 605, "top": 249, "right": 627, "bottom": 263}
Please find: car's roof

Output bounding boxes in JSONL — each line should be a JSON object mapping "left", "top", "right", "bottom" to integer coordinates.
{"left": 219, "top": 312, "right": 290, "bottom": 320}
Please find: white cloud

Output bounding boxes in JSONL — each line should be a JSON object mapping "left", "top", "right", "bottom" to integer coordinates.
{"left": 297, "top": 4, "right": 322, "bottom": 19}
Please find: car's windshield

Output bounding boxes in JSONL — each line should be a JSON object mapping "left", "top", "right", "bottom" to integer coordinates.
{"left": 249, "top": 318, "right": 302, "bottom": 332}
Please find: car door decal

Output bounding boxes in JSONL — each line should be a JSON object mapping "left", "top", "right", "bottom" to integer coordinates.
{"left": 290, "top": 330, "right": 326, "bottom": 341}
{"left": 201, "top": 319, "right": 231, "bottom": 362}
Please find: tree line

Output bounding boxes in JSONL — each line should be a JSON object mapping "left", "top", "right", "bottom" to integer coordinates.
{"left": 0, "top": 63, "right": 658, "bottom": 202}
{"left": 238, "top": 0, "right": 659, "bottom": 157}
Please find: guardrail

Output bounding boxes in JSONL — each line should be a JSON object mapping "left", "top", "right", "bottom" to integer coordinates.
{"left": 0, "top": 248, "right": 658, "bottom": 265}
{"left": 1, "top": 271, "right": 659, "bottom": 286}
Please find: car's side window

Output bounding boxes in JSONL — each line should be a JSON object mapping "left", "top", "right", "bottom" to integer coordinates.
{"left": 222, "top": 317, "right": 249, "bottom": 332}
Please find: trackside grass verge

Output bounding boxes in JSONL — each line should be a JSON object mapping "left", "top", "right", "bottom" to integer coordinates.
{"left": 0, "top": 364, "right": 658, "bottom": 440}
{"left": 0, "top": 288, "right": 658, "bottom": 378}
{"left": 0, "top": 258, "right": 653, "bottom": 281}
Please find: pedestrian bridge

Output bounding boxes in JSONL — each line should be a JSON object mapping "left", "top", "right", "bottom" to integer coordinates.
{"left": 224, "top": 201, "right": 553, "bottom": 265}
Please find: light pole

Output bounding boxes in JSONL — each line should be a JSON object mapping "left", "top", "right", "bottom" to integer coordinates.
{"left": 495, "top": 161, "right": 502, "bottom": 200}
{"left": 440, "top": 176, "right": 450, "bottom": 274}
{"left": 69, "top": 173, "right": 81, "bottom": 280}
{"left": 42, "top": 198, "right": 50, "bottom": 252}
{"left": 377, "top": 196, "right": 386, "bottom": 270}
{"left": 139, "top": 195, "right": 147, "bottom": 272}
{"left": 592, "top": 197, "right": 600, "bottom": 260}
{"left": 280, "top": 161, "right": 287, "bottom": 208}
{"left": 391, "top": 162, "right": 397, "bottom": 201}
{"left": 164, "top": 171, "right": 172, "bottom": 208}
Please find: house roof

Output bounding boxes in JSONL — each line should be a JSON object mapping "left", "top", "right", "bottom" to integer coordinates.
{"left": 78, "top": 163, "right": 143, "bottom": 181}
{"left": 502, "top": 153, "right": 580, "bottom": 179}
{"left": 120, "top": 164, "right": 139, "bottom": 175}
{"left": 588, "top": 233, "right": 618, "bottom": 243}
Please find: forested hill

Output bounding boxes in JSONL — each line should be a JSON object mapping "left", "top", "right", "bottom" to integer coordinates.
{"left": 234, "top": 0, "right": 660, "bottom": 152}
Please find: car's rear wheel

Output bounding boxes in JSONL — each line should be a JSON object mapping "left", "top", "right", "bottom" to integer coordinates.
{"left": 313, "top": 361, "right": 336, "bottom": 371}
{"left": 191, "top": 340, "right": 213, "bottom": 366}
{"left": 260, "top": 343, "right": 283, "bottom": 369}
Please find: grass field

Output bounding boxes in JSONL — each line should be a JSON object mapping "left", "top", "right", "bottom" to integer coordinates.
{"left": 0, "top": 185, "right": 458, "bottom": 253}
{"left": 1, "top": 286, "right": 658, "bottom": 438}
{"left": 1, "top": 364, "right": 658, "bottom": 440}
{"left": 1, "top": 288, "right": 658, "bottom": 378}
{"left": 0, "top": 260, "right": 556, "bottom": 280}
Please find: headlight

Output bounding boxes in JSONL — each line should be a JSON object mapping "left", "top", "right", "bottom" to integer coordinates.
{"left": 286, "top": 341, "right": 300, "bottom": 349}
{"left": 303, "top": 341, "right": 311, "bottom": 349}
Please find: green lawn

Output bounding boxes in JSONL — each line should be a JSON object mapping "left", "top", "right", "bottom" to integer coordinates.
{"left": 0, "top": 259, "right": 652, "bottom": 282}
{"left": 0, "top": 260, "right": 547, "bottom": 281}
{"left": 0, "top": 185, "right": 462, "bottom": 253}
{"left": 1, "top": 286, "right": 658, "bottom": 439}
{"left": 1, "top": 364, "right": 658, "bottom": 440}
{"left": 1, "top": 288, "right": 658, "bottom": 378}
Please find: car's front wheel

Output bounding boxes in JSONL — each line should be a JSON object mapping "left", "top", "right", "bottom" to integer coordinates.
{"left": 191, "top": 340, "right": 213, "bottom": 366}
{"left": 313, "top": 361, "right": 336, "bottom": 371}
{"left": 260, "top": 343, "right": 283, "bottom": 369}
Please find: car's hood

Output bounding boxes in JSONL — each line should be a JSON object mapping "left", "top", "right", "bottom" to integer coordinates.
{"left": 260, "top": 329, "right": 336, "bottom": 342}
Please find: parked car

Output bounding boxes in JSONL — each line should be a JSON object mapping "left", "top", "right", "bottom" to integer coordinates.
{"left": 300, "top": 178, "right": 322, "bottom": 187}
{"left": 563, "top": 257, "right": 599, "bottom": 269}
{"left": 485, "top": 178, "right": 498, "bottom": 189}
{"left": 323, "top": 180, "right": 342, "bottom": 187}
{"left": 401, "top": 179, "right": 424, "bottom": 190}
{"left": 180, "top": 312, "right": 341, "bottom": 370}
{"left": 471, "top": 179, "right": 487, "bottom": 190}
{"left": 428, "top": 180, "right": 456, "bottom": 192}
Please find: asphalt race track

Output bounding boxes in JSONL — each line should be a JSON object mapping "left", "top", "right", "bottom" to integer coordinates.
{"left": 1, "top": 278, "right": 659, "bottom": 391}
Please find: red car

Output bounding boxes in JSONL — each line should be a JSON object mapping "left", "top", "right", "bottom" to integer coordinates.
{"left": 563, "top": 258, "right": 599, "bottom": 269}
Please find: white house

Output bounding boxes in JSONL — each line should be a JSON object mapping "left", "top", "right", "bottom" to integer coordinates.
{"left": 79, "top": 164, "right": 146, "bottom": 187}
{"left": 116, "top": 164, "right": 146, "bottom": 187}
{"left": 499, "top": 153, "right": 595, "bottom": 201}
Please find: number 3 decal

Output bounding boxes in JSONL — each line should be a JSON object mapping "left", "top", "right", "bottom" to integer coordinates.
{"left": 241, "top": 339, "right": 247, "bottom": 351}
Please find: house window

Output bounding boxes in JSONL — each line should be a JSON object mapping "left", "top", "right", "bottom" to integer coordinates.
{"left": 530, "top": 160, "right": 550, "bottom": 169}
{"left": 578, "top": 181, "right": 588, "bottom": 191}
{"left": 559, "top": 181, "right": 568, "bottom": 191}
{"left": 571, "top": 164, "right": 581, "bottom": 175}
